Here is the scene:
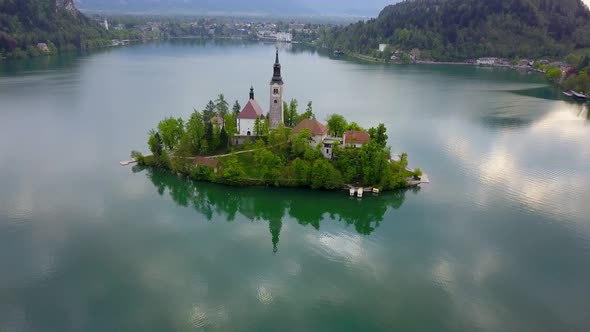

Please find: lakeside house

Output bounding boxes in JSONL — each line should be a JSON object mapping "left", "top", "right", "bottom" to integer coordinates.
{"left": 343, "top": 130, "right": 371, "bottom": 148}
{"left": 292, "top": 118, "right": 371, "bottom": 159}
{"left": 292, "top": 119, "right": 328, "bottom": 147}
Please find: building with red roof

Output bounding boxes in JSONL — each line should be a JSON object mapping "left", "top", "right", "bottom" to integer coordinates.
{"left": 343, "top": 130, "right": 371, "bottom": 148}
{"left": 237, "top": 86, "right": 264, "bottom": 136}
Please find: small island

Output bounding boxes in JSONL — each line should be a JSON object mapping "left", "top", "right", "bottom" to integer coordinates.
{"left": 131, "top": 50, "right": 425, "bottom": 193}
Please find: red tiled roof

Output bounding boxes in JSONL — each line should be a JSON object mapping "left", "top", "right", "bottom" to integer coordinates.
{"left": 238, "top": 99, "right": 263, "bottom": 119}
{"left": 292, "top": 119, "right": 328, "bottom": 136}
{"left": 344, "top": 130, "right": 370, "bottom": 145}
{"left": 193, "top": 156, "right": 219, "bottom": 168}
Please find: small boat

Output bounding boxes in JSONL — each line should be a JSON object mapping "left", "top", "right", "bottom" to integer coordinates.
{"left": 571, "top": 91, "right": 589, "bottom": 100}
{"left": 334, "top": 49, "right": 344, "bottom": 56}
{"left": 349, "top": 188, "right": 355, "bottom": 197}
{"left": 356, "top": 188, "right": 363, "bottom": 198}
{"left": 563, "top": 90, "right": 574, "bottom": 97}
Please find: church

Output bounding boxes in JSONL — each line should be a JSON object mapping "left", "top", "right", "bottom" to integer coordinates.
{"left": 236, "top": 49, "right": 284, "bottom": 137}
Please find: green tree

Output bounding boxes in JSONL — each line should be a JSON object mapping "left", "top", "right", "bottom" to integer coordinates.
{"left": 254, "top": 117, "right": 262, "bottom": 136}
{"left": 348, "top": 122, "right": 364, "bottom": 131}
{"left": 148, "top": 130, "right": 163, "bottom": 157}
{"left": 311, "top": 158, "right": 342, "bottom": 189}
{"left": 285, "top": 99, "right": 299, "bottom": 127}
{"left": 298, "top": 101, "right": 315, "bottom": 121}
{"left": 157, "top": 117, "right": 184, "bottom": 150}
{"left": 203, "top": 100, "right": 216, "bottom": 122}
{"left": 546, "top": 67, "right": 562, "bottom": 83}
{"left": 326, "top": 114, "right": 348, "bottom": 137}
{"left": 186, "top": 109, "right": 205, "bottom": 154}
{"left": 220, "top": 126, "right": 229, "bottom": 150}
{"left": 368, "top": 123, "right": 388, "bottom": 148}
{"left": 222, "top": 155, "right": 245, "bottom": 185}
{"left": 215, "top": 94, "right": 229, "bottom": 117}
{"left": 254, "top": 148, "right": 282, "bottom": 183}
{"left": 232, "top": 100, "right": 241, "bottom": 116}
{"left": 223, "top": 113, "right": 237, "bottom": 146}
{"left": 292, "top": 157, "right": 311, "bottom": 185}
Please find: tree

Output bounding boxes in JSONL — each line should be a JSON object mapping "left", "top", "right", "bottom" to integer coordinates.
{"left": 157, "top": 117, "right": 184, "bottom": 150}
{"left": 254, "top": 148, "right": 282, "bottom": 182}
{"left": 298, "top": 101, "right": 315, "bottom": 121}
{"left": 311, "top": 158, "right": 342, "bottom": 189}
{"left": 148, "top": 130, "right": 163, "bottom": 157}
{"left": 204, "top": 121, "right": 214, "bottom": 153}
{"left": 283, "top": 101, "right": 289, "bottom": 125}
{"left": 546, "top": 67, "right": 562, "bottom": 83}
{"left": 220, "top": 126, "right": 229, "bottom": 149}
{"left": 223, "top": 113, "right": 237, "bottom": 145}
{"left": 368, "top": 123, "right": 388, "bottom": 148}
{"left": 292, "top": 157, "right": 311, "bottom": 185}
{"left": 203, "top": 100, "right": 216, "bottom": 122}
{"left": 348, "top": 122, "right": 364, "bottom": 131}
{"left": 285, "top": 99, "right": 299, "bottom": 127}
{"left": 186, "top": 109, "right": 205, "bottom": 154}
{"left": 215, "top": 94, "right": 229, "bottom": 117}
{"left": 222, "top": 155, "right": 245, "bottom": 185}
{"left": 326, "top": 114, "right": 348, "bottom": 137}
{"left": 232, "top": 100, "right": 241, "bottom": 116}
{"left": 254, "top": 117, "right": 262, "bottom": 136}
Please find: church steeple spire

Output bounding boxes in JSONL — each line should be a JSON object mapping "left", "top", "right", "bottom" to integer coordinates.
{"left": 271, "top": 48, "right": 283, "bottom": 85}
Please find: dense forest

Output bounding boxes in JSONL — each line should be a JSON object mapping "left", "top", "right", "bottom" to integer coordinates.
{"left": 0, "top": 0, "right": 113, "bottom": 58}
{"left": 319, "top": 0, "right": 590, "bottom": 61}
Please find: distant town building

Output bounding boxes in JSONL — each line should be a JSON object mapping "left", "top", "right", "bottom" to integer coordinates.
{"left": 275, "top": 32, "right": 292, "bottom": 43}
{"left": 476, "top": 57, "right": 497, "bottom": 66}
{"left": 100, "top": 19, "right": 109, "bottom": 30}
{"left": 36, "top": 43, "right": 49, "bottom": 53}
{"left": 379, "top": 44, "right": 388, "bottom": 52}
{"left": 269, "top": 49, "right": 284, "bottom": 129}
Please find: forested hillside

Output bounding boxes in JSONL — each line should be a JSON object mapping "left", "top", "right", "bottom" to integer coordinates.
{"left": 319, "top": 0, "right": 590, "bottom": 61}
{"left": 0, "top": 0, "right": 111, "bottom": 58}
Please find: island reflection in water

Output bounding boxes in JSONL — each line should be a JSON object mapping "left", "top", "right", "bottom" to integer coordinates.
{"left": 134, "top": 167, "right": 413, "bottom": 253}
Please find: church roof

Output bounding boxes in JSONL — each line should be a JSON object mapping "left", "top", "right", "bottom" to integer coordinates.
{"left": 292, "top": 119, "right": 328, "bottom": 136}
{"left": 343, "top": 130, "right": 371, "bottom": 145}
{"left": 238, "top": 99, "right": 264, "bottom": 119}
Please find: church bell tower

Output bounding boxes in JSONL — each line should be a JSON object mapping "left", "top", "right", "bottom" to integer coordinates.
{"left": 269, "top": 49, "right": 284, "bottom": 129}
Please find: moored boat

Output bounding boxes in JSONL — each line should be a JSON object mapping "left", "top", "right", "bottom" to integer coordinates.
{"left": 563, "top": 90, "right": 574, "bottom": 97}
{"left": 571, "top": 91, "right": 589, "bottom": 100}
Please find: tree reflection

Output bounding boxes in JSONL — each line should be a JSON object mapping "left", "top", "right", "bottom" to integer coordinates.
{"left": 141, "top": 168, "right": 408, "bottom": 252}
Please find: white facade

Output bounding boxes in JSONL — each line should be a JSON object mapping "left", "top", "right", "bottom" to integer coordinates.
{"left": 477, "top": 57, "right": 497, "bottom": 66}
{"left": 237, "top": 118, "right": 256, "bottom": 136}
{"left": 379, "top": 44, "right": 388, "bottom": 52}
{"left": 276, "top": 32, "right": 292, "bottom": 42}
{"left": 321, "top": 137, "right": 342, "bottom": 159}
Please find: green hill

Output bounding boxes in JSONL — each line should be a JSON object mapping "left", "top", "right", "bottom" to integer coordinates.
{"left": 0, "top": 0, "right": 111, "bottom": 58}
{"left": 319, "top": 0, "right": 590, "bottom": 61}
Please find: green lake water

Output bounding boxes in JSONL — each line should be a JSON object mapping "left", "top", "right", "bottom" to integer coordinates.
{"left": 1, "top": 40, "right": 589, "bottom": 332}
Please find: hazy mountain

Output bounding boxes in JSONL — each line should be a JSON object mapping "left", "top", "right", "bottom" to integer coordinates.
{"left": 75, "top": 0, "right": 399, "bottom": 16}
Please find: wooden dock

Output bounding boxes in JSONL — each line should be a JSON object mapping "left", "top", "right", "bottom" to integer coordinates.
{"left": 119, "top": 159, "right": 137, "bottom": 166}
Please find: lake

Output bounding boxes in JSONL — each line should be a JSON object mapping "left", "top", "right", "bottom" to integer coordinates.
{"left": 1, "top": 40, "right": 589, "bottom": 332}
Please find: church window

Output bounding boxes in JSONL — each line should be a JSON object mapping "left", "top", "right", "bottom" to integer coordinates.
{"left": 274, "top": 100, "right": 277, "bottom": 104}
{"left": 274, "top": 88, "right": 279, "bottom": 94}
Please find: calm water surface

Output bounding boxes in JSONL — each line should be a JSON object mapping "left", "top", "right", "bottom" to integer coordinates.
{"left": 1, "top": 41, "right": 589, "bottom": 332}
